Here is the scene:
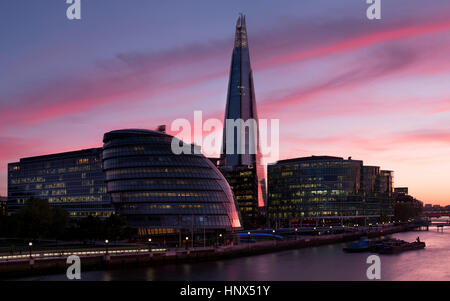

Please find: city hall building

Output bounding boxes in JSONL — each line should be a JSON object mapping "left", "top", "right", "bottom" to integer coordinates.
{"left": 102, "top": 129, "right": 242, "bottom": 243}
{"left": 267, "top": 156, "right": 394, "bottom": 227}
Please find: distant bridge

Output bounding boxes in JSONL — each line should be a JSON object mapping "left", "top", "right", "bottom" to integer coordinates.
{"left": 420, "top": 211, "right": 450, "bottom": 218}
{"left": 413, "top": 218, "right": 450, "bottom": 232}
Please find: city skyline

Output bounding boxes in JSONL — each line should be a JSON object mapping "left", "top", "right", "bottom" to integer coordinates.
{"left": 1, "top": 1, "right": 450, "bottom": 205}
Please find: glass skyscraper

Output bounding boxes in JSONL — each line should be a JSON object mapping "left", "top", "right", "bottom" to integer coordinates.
{"left": 218, "top": 14, "right": 267, "bottom": 229}
{"left": 7, "top": 148, "right": 114, "bottom": 217}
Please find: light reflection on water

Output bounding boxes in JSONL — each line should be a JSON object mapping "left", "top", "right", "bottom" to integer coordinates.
{"left": 18, "top": 227, "right": 450, "bottom": 281}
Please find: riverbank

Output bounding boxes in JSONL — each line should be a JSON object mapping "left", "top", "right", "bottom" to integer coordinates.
{"left": 0, "top": 224, "right": 415, "bottom": 279}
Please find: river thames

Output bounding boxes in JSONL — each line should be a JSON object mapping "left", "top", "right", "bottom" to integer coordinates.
{"left": 19, "top": 226, "right": 450, "bottom": 281}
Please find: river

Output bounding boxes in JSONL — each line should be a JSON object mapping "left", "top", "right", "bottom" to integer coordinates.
{"left": 17, "top": 226, "right": 450, "bottom": 281}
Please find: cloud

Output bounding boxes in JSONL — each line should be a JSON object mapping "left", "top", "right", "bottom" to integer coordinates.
{"left": 3, "top": 15, "right": 450, "bottom": 130}
{"left": 283, "top": 128, "right": 450, "bottom": 155}
{"left": 259, "top": 44, "right": 419, "bottom": 114}
{"left": 256, "top": 18, "right": 450, "bottom": 70}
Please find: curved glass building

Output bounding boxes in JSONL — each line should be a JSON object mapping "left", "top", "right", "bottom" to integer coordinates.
{"left": 102, "top": 129, "right": 242, "bottom": 242}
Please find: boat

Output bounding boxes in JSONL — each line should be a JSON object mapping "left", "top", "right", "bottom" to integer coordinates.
{"left": 343, "top": 237, "right": 370, "bottom": 253}
{"left": 377, "top": 241, "right": 426, "bottom": 254}
{"left": 343, "top": 237, "right": 426, "bottom": 254}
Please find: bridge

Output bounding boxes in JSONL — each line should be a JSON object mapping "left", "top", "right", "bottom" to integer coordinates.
{"left": 412, "top": 218, "right": 450, "bottom": 232}
{"left": 420, "top": 211, "right": 450, "bottom": 218}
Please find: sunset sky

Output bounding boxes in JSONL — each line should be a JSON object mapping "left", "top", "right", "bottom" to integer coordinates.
{"left": 1, "top": 0, "right": 450, "bottom": 205}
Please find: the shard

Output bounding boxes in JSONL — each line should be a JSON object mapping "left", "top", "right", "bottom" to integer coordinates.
{"left": 218, "top": 14, "right": 267, "bottom": 228}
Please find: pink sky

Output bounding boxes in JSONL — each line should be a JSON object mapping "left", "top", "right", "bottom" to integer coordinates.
{"left": 1, "top": 1, "right": 450, "bottom": 205}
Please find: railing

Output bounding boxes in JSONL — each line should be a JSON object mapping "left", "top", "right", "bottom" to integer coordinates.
{"left": 0, "top": 247, "right": 166, "bottom": 262}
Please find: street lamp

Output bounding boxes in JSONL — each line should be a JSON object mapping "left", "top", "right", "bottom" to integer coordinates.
{"left": 185, "top": 236, "right": 189, "bottom": 249}
{"left": 28, "top": 242, "right": 33, "bottom": 259}
{"left": 247, "top": 232, "right": 251, "bottom": 244}
{"left": 218, "top": 233, "right": 222, "bottom": 246}
{"left": 148, "top": 238, "right": 152, "bottom": 252}
{"left": 295, "top": 228, "right": 298, "bottom": 240}
{"left": 105, "top": 239, "right": 109, "bottom": 255}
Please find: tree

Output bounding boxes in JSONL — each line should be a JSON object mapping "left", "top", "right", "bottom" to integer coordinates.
{"left": 104, "top": 214, "right": 126, "bottom": 240}
{"left": 13, "top": 198, "right": 69, "bottom": 239}
{"left": 76, "top": 215, "right": 103, "bottom": 241}
{"left": 49, "top": 206, "right": 69, "bottom": 239}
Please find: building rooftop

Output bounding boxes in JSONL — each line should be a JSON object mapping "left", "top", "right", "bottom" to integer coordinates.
{"left": 10, "top": 148, "right": 103, "bottom": 164}
{"left": 273, "top": 155, "right": 362, "bottom": 165}
{"left": 103, "top": 128, "right": 169, "bottom": 143}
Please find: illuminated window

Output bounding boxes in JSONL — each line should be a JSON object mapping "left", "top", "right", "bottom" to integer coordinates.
{"left": 77, "top": 158, "right": 89, "bottom": 164}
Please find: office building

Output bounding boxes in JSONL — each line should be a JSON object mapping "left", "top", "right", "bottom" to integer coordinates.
{"left": 393, "top": 187, "right": 423, "bottom": 221}
{"left": 378, "top": 170, "right": 394, "bottom": 196}
{"left": 394, "top": 187, "right": 409, "bottom": 195}
{"left": 7, "top": 148, "right": 114, "bottom": 217}
{"left": 267, "top": 156, "right": 394, "bottom": 227}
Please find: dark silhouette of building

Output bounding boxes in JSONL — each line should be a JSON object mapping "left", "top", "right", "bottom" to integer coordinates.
{"left": 218, "top": 14, "right": 266, "bottom": 229}
{"left": 0, "top": 197, "right": 6, "bottom": 216}
{"left": 393, "top": 187, "right": 423, "bottom": 221}
{"left": 102, "top": 129, "right": 242, "bottom": 244}
{"left": 268, "top": 156, "right": 394, "bottom": 227}
{"left": 7, "top": 149, "right": 114, "bottom": 217}
{"left": 394, "top": 187, "right": 408, "bottom": 195}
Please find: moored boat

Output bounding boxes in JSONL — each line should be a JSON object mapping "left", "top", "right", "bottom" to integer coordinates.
{"left": 343, "top": 237, "right": 370, "bottom": 253}
{"left": 343, "top": 237, "right": 426, "bottom": 254}
{"left": 377, "top": 241, "right": 426, "bottom": 254}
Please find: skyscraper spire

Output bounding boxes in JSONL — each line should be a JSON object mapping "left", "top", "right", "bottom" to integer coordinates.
{"left": 234, "top": 13, "right": 248, "bottom": 48}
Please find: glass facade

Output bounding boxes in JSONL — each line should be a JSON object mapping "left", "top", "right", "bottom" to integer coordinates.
{"left": 218, "top": 165, "right": 261, "bottom": 229}
{"left": 7, "top": 148, "right": 114, "bottom": 217}
{"left": 102, "top": 129, "right": 242, "bottom": 238}
{"left": 378, "top": 170, "right": 394, "bottom": 196}
{"left": 218, "top": 14, "right": 266, "bottom": 227}
{"left": 267, "top": 156, "right": 394, "bottom": 227}
{"left": 361, "top": 166, "right": 380, "bottom": 194}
